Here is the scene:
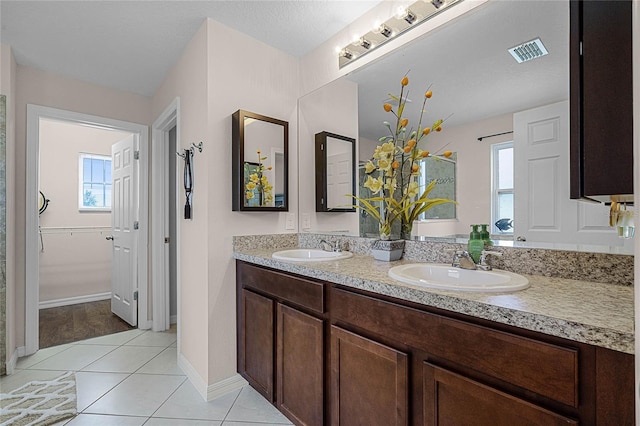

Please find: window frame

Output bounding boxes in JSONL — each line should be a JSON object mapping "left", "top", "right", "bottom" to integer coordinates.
{"left": 491, "top": 141, "right": 514, "bottom": 234}
{"left": 78, "top": 152, "right": 112, "bottom": 212}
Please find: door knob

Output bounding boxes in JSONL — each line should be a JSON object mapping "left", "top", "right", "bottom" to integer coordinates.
{"left": 106, "top": 236, "right": 114, "bottom": 241}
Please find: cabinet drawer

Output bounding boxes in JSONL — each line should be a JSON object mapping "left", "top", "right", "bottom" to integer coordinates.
{"left": 332, "top": 287, "right": 579, "bottom": 407}
{"left": 423, "top": 363, "right": 578, "bottom": 425}
{"left": 237, "top": 261, "right": 324, "bottom": 314}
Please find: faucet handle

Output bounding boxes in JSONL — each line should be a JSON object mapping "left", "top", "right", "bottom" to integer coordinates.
{"left": 478, "top": 250, "right": 502, "bottom": 270}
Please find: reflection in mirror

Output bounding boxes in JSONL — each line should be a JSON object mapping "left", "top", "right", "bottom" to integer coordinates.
{"left": 297, "top": 0, "right": 632, "bottom": 252}
{"left": 232, "top": 110, "right": 288, "bottom": 211}
{"left": 315, "top": 131, "right": 356, "bottom": 212}
{"left": 419, "top": 153, "right": 456, "bottom": 220}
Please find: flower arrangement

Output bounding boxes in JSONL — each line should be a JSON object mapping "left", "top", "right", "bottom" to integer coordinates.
{"left": 245, "top": 150, "right": 273, "bottom": 206}
{"left": 353, "top": 74, "right": 456, "bottom": 240}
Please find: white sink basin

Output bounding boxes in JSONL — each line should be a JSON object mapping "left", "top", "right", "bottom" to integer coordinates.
{"left": 272, "top": 249, "right": 353, "bottom": 262}
{"left": 388, "top": 263, "right": 529, "bottom": 292}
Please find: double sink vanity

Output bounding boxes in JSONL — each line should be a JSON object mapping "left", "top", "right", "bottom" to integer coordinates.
{"left": 234, "top": 233, "right": 634, "bottom": 425}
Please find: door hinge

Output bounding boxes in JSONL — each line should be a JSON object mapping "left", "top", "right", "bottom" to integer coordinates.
{"left": 133, "top": 290, "right": 139, "bottom": 301}
{"left": 164, "top": 237, "right": 170, "bottom": 244}
{"left": 134, "top": 150, "right": 140, "bottom": 160}
{"left": 133, "top": 221, "right": 139, "bottom": 230}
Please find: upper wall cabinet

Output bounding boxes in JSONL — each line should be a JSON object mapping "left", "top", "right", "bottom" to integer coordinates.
{"left": 570, "top": 0, "right": 633, "bottom": 203}
{"left": 315, "top": 131, "right": 356, "bottom": 212}
{"left": 232, "top": 110, "right": 289, "bottom": 211}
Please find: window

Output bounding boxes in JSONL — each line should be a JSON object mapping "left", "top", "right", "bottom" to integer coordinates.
{"left": 79, "top": 153, "right": 112, "bottom": 211}
{"left": 491, "top": 142, "right": 514, "bottom": 234}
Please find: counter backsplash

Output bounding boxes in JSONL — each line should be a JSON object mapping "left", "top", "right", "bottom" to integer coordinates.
{"left": 233, "top": 233, "right": 634, "bottom": 286}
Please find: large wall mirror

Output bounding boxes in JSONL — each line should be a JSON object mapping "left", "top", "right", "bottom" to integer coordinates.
{"left": 297, "top": 1, "right": 632, "bottom": 252}
{"left": 232, "top": 109, "right": 288, "bottom": 211}
{"left": 315, "top": 131, "right": 356, "bottom": 212}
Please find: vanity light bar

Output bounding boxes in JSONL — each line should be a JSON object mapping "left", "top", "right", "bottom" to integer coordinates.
{"left": 508, "top": 38, "right": 549, "bottom": 63}
{"left": 338, "top": 0, "right": 462, "bottom": 68}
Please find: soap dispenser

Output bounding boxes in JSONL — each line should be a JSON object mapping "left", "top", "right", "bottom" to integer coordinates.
{"left": 468, "top": 225, "right": 484, "bottom": 263}
{"left": 480, "top": 224, "right": 493, "bottom": 246}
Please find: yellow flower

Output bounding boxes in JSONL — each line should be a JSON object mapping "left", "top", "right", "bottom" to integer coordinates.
{"left": 377, "top": 158, "right": 391, "bottom": 171}
{"left": 246, "top": 182, "right": 256, "bottom": 190}
{"left": 249, "top": 173, "right": 259, "bottom": 183}
{"left": 363, "top": 175, "right": 383, "bottom": 194}
{"left": 384, "top": 177, "right": 397, "bottom": 191}
{"left": 381, "top": 141, "right": 395, "bottom": 155}
{"left": 364, "top": 161, "right": 376, "bottom": 173}
{"left": 406, "top": 181, "right": 420, "bottom": 198}
{"left": 246, "top": 191, "right": 254, "bottom": 200}
{"left": 261, "top": 175, "right": 269, "bottom": 184}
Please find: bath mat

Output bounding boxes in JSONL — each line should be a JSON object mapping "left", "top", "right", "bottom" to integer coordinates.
{"left": 0, "top": 371, "right": 77, "bottom": 426}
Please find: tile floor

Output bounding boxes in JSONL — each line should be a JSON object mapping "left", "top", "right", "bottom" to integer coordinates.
{"left": 1, "top": 328, "right": 293, "bottom": 426}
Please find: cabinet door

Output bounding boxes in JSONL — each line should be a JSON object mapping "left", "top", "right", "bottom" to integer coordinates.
{"left": 422, "top": 363, "right": 578, "bottom": 426}
{"left": 240, "top": 289, "right": 274, "bottom": 401}
{"left": 277, "top": 304, "right": 324, "bottom": 426}
{"left": 330, "top": 326, "right": 408, "bottom": 426}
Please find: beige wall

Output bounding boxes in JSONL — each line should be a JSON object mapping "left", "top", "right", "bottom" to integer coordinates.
{"left": 413, "top": 112, "right": 513, "bottom": 237}
{"left": 13, "top": 66, "right": 152, "bottom": 347}
{"left": 38, "top": 119, "right": 132, "bottom": 303}
{"left": 1, "top": 43, "right": 17, "bottom": 371}
{"left": 299, "top": 78, "right": 359, "bottom": 234}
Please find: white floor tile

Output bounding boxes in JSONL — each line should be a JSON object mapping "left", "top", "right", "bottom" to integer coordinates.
{"left": 222, "top": 422, "right": 293, "bottom": 426}
{"left": 85, "top": 373, "right": 185, "bottom": 417}
{"left": 137, "top": 347, "right": 183, "bottom": 375}
{"left": 77, "top": 329, "right": 145, "bottom": 346}
{"left": 0, "top": 369, "right": 65, "bottom": 393}
{"left": 153, "top": 380, "right": 239, "bottom": 421}
{"left": 75, "top": 371, "right": 130, "bottom": 411}
{"left": 145, "top": 418, "right": 221, "bottom": 426}
{"left": 15, "top": 344, "right": 74, "bottom": 369}
{"left": 124, "top": 331, "right": 177, "bottom": 347}
{"left": 28, "top": 345, "right": 117, "bottom": 371}
{"left": 224, "top": 387, "right": 292, "bottom": 425}
{"left": 64, "top": 413, "right": 148, "bottom": 425}
{"left": 82, "top": 346, "right": 165, "bottom": 373}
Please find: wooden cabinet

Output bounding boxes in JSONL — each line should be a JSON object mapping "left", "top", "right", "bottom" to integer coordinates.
{"left": 237, "top": 261, "right": 635, "bottom": 425}
{"left": 330, "top": 326, "right": 408, "bottom": 426}
{"left": 237, "top": 262, "right": 325, "bottom": 426}
{"left": 422, "top": 363, "right": 578, "bottom": 426}
{"left": 570, "top": 0, "right": 633, "bottom": 202}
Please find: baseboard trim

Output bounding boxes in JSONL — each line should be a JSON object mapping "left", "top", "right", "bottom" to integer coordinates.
{"left": 177, "top": 353, "right": 208, "bottom": 401}
{"left": 206, "top": 374, "right": 248, "bottom": 401}
{"left": 6, "top": 346, "right": 24, "bottom": 375}
{"left": 39, "top": 292, "right": 111, "bottom": 309}
{"left": 170, "top": 314, "right": 177, "bottom": 324}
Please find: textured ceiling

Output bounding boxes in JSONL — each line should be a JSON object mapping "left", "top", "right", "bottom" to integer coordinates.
{"left": 1, "top": 0, "right": 383, "bottom": 96}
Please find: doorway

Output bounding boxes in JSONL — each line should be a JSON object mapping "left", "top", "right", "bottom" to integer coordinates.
{"left": 25, "top": 105, "right": 149, "bottom": 356}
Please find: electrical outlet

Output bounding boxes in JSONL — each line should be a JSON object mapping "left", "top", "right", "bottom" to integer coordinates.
{"left": 302, "top": 213, "right": 311, "bottom": 230}
{"left": 285, "top": 213, "right": 296, "bottom": 230}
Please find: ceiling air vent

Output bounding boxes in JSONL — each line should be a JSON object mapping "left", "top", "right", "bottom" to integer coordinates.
{"left": 508, "top": 38, "right": 548, "bottom": 63}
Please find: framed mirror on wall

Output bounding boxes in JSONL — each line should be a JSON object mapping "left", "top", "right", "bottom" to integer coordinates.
{"left": 315, "top": 131, "right": 356, "bottom": 212}
{"left": 232, "top": 109, "right": 289, "bottom": 211}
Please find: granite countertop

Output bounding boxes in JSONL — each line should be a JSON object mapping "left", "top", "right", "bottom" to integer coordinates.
{"left": 234, "top": 248, "right": 634, "bottom": 354}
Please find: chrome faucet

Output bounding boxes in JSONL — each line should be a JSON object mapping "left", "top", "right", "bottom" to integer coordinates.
{"left": 451, "top": 250, "right": 502, "bottom": 271}
{"left": 451, "top": 251, "right": 477, "bottom": 270}
{"left": 320, "top": 239, "right": 342, "bottom": 252}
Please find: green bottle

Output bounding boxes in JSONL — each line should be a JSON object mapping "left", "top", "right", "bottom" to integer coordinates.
{"left": 480, "top": 224, "right": 493, "bottom": 246}
{"left": 468, "top": 225, "right": 484, "bottom": 263}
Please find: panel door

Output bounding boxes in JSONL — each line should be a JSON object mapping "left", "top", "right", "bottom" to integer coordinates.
{"left": 330, "top": 326, "right": 408, "bottom": 426}
{"left": 277, "top": 304, "right": 324, "bottom": 426}
{"left": 240, "top": 289, "right": 274, "bottom": 402}
{"left": 111, "top": 134, "right": 137, "bottom": 326}
{"left": 422, "top": 363, "right": 578, "bottom": 426}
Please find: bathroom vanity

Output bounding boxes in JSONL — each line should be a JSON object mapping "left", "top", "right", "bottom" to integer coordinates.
{"left": 235, "top": 248, "right": 634, "bottom": 426}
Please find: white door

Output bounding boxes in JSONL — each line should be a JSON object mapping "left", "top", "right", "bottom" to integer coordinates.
{"left": 327, "top": 152, "right": 352, "bottom": 208}
{"left": 514, "top": 101, "right": 619, "bottom": 246}
{"left": 110, "top": 135, "right": 138, "bottom": 326}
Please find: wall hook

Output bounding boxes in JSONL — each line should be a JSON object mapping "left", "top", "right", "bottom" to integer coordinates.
{"left": 191, "top": 141, "right": 203, "bottom": 153}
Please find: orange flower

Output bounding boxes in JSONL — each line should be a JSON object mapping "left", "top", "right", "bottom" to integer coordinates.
{"left": 411, "top": 164, "right": 419, "bottom": 173}
{"left": 404, "top": 146, "right": 412, "bottom": 153}
{"left": 392, "top": 160, "right": 400, "bottom": 169}
{"left": 407, "top": 139, "right": 416, "bottom": 148}
{"left": 401, "top": 76, "right": 409, "bottom": 86}
{"left": 425, "top": 90, "right": 433, "bottom": 99}
{"left": 443, "top": 151, "right": 452, "bottom": 158}
{"left": 423, "top": 127, "right": 430, "bottom": 136}
{"left": 422, "top": 150, "right": 430, "bottom": 157}
{"left": 383, "top": 103, "right": 392, "bottom": 112}
{"left": 400, "top": 118, "right": 408, "bottom": 128}
{"left": 436, "top": 125, "right": 442, "bottom": 132}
